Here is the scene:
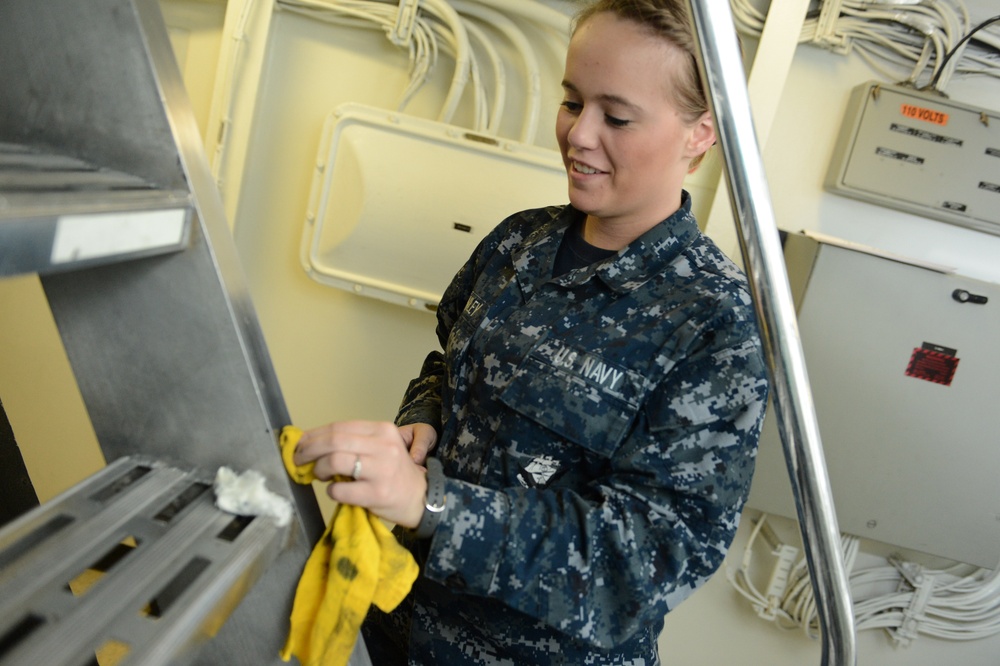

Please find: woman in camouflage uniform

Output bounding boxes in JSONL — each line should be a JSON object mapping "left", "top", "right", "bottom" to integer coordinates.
{"left": 294, "top": 0, "right": 769, "bottom": 663}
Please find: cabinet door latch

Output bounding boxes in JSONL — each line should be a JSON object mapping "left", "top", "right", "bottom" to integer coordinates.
{"left": 952, "top": 289, "right": 988, "bottom": 304}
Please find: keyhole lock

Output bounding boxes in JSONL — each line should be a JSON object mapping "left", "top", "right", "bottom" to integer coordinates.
{"left": 952, "top": 289, "right": 988, "bottom": 305}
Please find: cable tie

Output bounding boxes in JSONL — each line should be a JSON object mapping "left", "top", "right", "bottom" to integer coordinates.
{"left": 891, "top": 556, "right": 924, "bottom": 587}
{"left": 890, "top": 559, "right": 935, "bottom": 647}
{"left": 389, "top": 0, "right": 420, "bottom": 46}
{"left": 891, "top": 11, "right": 937, "bottom": 37}
{"left": 813, "top": 0, "right": 851, "bottom": 52}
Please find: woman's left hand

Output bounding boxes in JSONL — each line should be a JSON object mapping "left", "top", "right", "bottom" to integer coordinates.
{"left": 294, "top": 420, "right": 428, "bottom": 529}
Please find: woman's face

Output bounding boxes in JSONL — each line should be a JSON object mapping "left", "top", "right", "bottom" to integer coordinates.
{"left": 556, "top": 12, "right": 714, "bottom": 235}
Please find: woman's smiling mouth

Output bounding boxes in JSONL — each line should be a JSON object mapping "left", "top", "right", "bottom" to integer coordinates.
{"left": 572, "top": 160, "right": 604, "bottom": 175}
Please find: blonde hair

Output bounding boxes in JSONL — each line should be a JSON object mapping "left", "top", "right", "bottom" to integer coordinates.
{"left": 572, "top": 0, "right": 712, "bottom": 167}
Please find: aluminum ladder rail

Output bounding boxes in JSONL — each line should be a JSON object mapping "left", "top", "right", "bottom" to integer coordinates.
{"left": 685, "top": 3, "right": 858, "bottom": 665}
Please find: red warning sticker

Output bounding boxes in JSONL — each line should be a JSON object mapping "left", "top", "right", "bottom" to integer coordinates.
{"left": 905, "top": 343, "right": 959, "bottom": 386}
{"left": 900, "top": 103, "right": 948, "bottom": 126}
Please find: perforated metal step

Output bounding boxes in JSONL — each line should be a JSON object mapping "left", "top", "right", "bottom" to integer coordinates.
{"left": 0, "top": 456, "right": 289, "bottom": 666}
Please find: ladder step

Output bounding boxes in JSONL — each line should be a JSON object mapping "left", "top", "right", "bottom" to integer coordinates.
{"left": 0, "top": 457, "right": 290, "bottom": 666}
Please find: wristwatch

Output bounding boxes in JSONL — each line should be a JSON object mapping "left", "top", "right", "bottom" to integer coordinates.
{"left": 414, "top": 457, "right": 447, "bottom": 539}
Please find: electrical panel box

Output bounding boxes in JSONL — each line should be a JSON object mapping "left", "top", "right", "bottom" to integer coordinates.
{"left": 748, "top": 232, "right": 1000, "bottom": 568}
{"left": 826, "top": 81, "right": 1000, "bottom": 236}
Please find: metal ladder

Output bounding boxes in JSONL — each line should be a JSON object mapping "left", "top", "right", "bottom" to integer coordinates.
{"left": 0, "top": 0, "right": 329, "bottom": 663}
{"left": 687, "top": 2, "right": 858, "bottom": 665}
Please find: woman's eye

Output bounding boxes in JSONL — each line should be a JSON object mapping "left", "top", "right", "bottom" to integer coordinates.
{"left": 560, "top": 101, "right": 582, "bottom": 113}
{"left": 606, "top": 115, "right": 631, "bottom": 128}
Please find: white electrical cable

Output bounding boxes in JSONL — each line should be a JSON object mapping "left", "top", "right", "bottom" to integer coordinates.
{"left": 211, "top": 0, "right": 568, "bottom": 175}
{"left": 729, "top": 0, "right": 998, "bottom": 92}
{"left": 276, "top": 0, "right": 442, "bottom": 113}
{"left": 930, "top": 13, "right": 1000, "bottom": 89}
{"left": 463, "top": 0, "right": 571, "bottom": 35}
{"left": 276, "top": 0, "right": 485, "bottom": 126}
{"left": 459, "top": 18, "right": 506, "bottom": 135}
{"left": 418, "top": 0, "right": 471, "bottom": 125}
{"left": 399, "top": 16, "right": 439, "bottom": 111}
{"left": 727, "top": 513, "right": 1000, "bottom": 647}
{"left": 452, "top": 0, "right": 542, "bottom": 144}
{"left": 275, "top": 0, "right": 566, "bottom": 140}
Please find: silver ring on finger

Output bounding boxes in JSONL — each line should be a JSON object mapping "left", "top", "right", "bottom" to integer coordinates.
{"left": 351, "top": 454, "right": 362, "bottom": 480}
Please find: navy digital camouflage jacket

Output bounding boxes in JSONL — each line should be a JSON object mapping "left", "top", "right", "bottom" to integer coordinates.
{"left": 369, "top": 195, "right": 769, "bottom": 665}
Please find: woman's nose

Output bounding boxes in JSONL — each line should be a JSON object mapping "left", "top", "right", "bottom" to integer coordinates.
{"left": 566, "top": 110, "right": 599, "bottom": 150}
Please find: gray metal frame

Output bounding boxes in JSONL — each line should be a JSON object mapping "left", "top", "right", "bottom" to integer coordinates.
{"left": 0, "top": 0, "right": 330, "bottom": 663}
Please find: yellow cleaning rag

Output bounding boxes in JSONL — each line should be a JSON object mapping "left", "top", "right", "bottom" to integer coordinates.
{"left": 278, "top": 425, "right": 419, "bottom": 666}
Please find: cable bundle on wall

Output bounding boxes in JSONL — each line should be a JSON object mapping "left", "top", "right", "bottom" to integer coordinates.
{"left": 729, "top": 0, "right": 1000, "bottom": 93}
{"left": 278, "top": 0, "right": 471, "bottom": 124}
{"left": 728, "top": 513, "right": 1000, "bottom": 647}
{"left": 274, "top": 0, "right": 569, "bottom": 141}
{"left": 209, "top": 0, "right": 570, "bottom": 190}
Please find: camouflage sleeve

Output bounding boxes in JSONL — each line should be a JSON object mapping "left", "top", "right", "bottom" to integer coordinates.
{"left": 420, "top": 312, "right": 769, "bottom": 648}
{"left": 395, "top": 351, "right": 446, "bottom": 431}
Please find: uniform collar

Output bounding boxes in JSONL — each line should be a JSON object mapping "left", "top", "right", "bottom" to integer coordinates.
{"left": 512, "top": 192, "right": 700, "bottom": 297}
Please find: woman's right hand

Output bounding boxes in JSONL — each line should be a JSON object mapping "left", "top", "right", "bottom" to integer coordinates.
{"left": 398, "top": 423, "right": 438, "bottom": 465}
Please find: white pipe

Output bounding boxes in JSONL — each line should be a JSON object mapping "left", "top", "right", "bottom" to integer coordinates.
{"left": 420, "top": 0, "right": 472, "bottom": 125}
{"left": 460, "top": 19, "right": 506, "bottom": 134}
{"left": 463, "top": 0, "right": 570, "bottom": 34}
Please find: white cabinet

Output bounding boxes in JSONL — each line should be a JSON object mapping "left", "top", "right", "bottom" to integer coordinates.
{"left": 749, "top": 232, "right": 1000, "bottom": 567}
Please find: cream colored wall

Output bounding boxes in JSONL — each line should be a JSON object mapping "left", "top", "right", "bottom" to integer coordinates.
{"left": 0, "top": 276, "right": 104, "bottom": 502}
{"left": 226, "top": 8, "right": 483, "bottom": 422}
{"left": 161, "top": 0, "right": 228, "bottom": 139}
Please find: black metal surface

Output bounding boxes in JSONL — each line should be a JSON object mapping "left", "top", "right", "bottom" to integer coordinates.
{"left": 0, "top": 397, "right": 38, "bottom": 529}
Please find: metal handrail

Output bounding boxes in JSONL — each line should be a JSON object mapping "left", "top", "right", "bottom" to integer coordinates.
{"left": 685, "top": 2, "right": 858, "bottom": 665}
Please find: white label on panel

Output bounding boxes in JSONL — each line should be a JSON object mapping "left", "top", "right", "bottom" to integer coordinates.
{"left": 51, "top": 209, "right": 186, "bottom": 264}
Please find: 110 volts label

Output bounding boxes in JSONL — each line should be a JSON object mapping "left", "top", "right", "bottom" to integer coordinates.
{"left": 900, "top": 103, "right": 949, "bottom": 126}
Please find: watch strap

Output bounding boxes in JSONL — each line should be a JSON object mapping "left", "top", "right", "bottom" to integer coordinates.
{"left": 414, "top": 457, "right": 447, "bottom": 539}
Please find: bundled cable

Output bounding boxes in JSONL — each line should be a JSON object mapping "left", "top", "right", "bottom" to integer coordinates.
{"left": 278, "top": 0, "right": 450, "bottom": 120}
{"left": 729, "top": 0, "right": 1000, "bottom": 93}
{"left": 728, "top": 513, "right": 1000, "bottom": 646}
{"left": 208, "top": 0, "right": 572, "bottom": 181}
{"left": 926, "top": 13, "right": 1000, "bottom": 90}
{"left": 271, "top": 0, "right": 568, "bottom": 139}
{"left": 451, "top": 0, "right": 542, "bottom": 142}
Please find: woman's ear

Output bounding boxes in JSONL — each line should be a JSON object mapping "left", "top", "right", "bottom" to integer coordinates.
{"left": 686, "top": 111, "right": 717, "bottom": 159}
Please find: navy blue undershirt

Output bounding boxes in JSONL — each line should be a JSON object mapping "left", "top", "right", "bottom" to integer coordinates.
{"left": 552, "top": 218, "right": 617, "bottom": 277}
